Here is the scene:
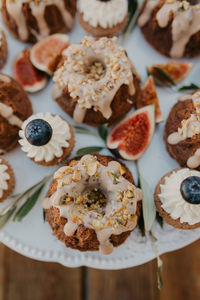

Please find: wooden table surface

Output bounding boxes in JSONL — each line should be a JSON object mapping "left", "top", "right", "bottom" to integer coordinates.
{"left": 0, "top": 240, "right": 199, "bottom": 300}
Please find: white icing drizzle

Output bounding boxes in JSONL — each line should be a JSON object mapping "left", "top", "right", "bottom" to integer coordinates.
{"left": 0, "top": 102, "right": 23, "bottom": 128}
{"left": 167, "top": 91, "right": 200, "bottom": 168}
{"left": 0, "top": 159, "right": 10, "bottom": 199}
{"left": 43, "top": 155, "right": 143, "bottom": 255}
{"left": 6, "top": 0, "right": 74, "bottom": 41}
{"left": 53, "top": 36, "right": 136, "bottom": 124}
{"left": 159, "top": 168, "right": 200, "bottom": 225}
{"left": 19, "top": 113, "right": 71, "bottom": 162}
{"left": 138, "top": 0, "right": 200, "bottom": 58}
{"left": 138, "top": 0, "right": 159, "bottom": 27}
{"left": 79, "top": 0, "right": 128, "bottom": 29}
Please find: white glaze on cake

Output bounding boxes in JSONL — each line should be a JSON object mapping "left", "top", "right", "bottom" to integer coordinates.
{"left": 167, "top": 91, "right": 200, "bottom": 168}
{"left": 19, "top": 113, "right": 71, "bottom": 162}
{"left": 138, "top": 0, "right": 200, "bottom": 58}
{"left": 0, "top": 159, "right": 10, "bottom": 199}
{"left": 5, "top": 0, "right": 74, "bottom": 41}
{"left": 0, "top": 102, "right": 23, "bottom": 127}
{"left": 79, "top": 0, "right": 128, "bottom": 29}
{"left": 43, "top": 155, "right": 143, "bottom": 255}
{"left": 159, "top": 168, "right": 200, "bottom": 225}
{"left": 53, "top": 36, "right": 136, "bottom": 124}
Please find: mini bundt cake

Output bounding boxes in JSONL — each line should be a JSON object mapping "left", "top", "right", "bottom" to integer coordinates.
{"left": 0, "top": 73, "right": 33, "bottom": 153}
{"left": 52, "top": 36, "right": 140, "bottom": 127}
{"left": 165, "top": 90, "right": 200, "bottom": 170}
{"left": 138, "top": 0, "right": 200, "bottom": 58}
{"left": 1, "top": 0, "right": 77, "bottom": 43}
{"left": 43, "top": 154, "right": 143, "bottom": 254}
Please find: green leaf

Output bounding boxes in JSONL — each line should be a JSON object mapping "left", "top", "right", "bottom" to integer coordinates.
{"left": 43, "top": 209, "right": 46, "bottom": 222}
{"left": 123, "top": 0, "right": 145, "bottom": 40}
{"left": 150, "top": 231, "right": 163, "bottom": 290}
{"left": 0, "top": 205, "right": 17, "bottom": 229}
{"left": 152, "top": 67, "right": 176, "bottom": 86}
{"left": 157, "top": 263, "right": 163, "bottom": 290}
{"left": 13, "top": 183, "right": 45, "bottom": 222}
{"left": 139, "top": 173, "right": 156, "bottom": 232}
{"left": 76, "top": 146, "right": 105, "bottom": 157}
{"left": 138, "top": 210, "right": 146, "bottom": 237}
{"left": 74, "top": 126, "right": 98, "bottom": 137}
{"left": 178, "top": 83, "right": 200, "bottom": 91}
{"left": 98, "top": 124, "right": 108, "bottom": 143}
{"left": 156, "top": 212, "right": 163, "bottom": 228}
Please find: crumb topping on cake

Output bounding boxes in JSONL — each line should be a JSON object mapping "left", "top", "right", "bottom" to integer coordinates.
{"left": 43, "top": 155, "right": 143, "bottom": 254}
{"left": 53, "top": 36, "right": 136, "bottom": 124}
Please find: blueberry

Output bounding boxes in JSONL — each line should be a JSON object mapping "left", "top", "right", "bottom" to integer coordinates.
{"left": 180, "top": 176, "right": 200, "bottom": 205}
{"left": 108, "top": 148, "right": 121, "bottom": 159}
{"left": 25, "top": 119, "right": 53, "bottom": 146}
{"left": 98, "top": 0, "right": 110, "bottom": 2}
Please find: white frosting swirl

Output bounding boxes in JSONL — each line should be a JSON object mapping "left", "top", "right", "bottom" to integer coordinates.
{"left": 79, "top": 0, "right": 128, "bottom": 28}
{"left": 19, "top": 113, "right": 71, "bottom": 162}
{"left": 159, "top": 168, "right": 200, "bottom": 225}
{"left": 0, "top": 159, "right": 10, "bottom": 198}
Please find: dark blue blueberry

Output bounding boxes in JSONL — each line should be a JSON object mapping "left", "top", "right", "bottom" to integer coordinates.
{"left": 180, "top": 176, "right": 200, "bottom": 205}
{"left": 25, "top": 119, "right": 53, "bottom": 146}
{"left": 98, "top": 0, "right": 110, "bottom": 2}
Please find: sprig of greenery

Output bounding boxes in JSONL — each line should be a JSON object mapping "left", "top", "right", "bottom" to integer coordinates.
{"left": 76, "top": 146, "right": 105, "bottom": 156}
{"left": 0, "top": 174, "right": 52, "bottom": 229}
{"left": 98, "top": 124, "right": 108, "bottom": 143}
{"left": 178, "top": 83, "right": 200, "bottom": 91}
{"left": 137, "top": 163, "right": 156, "bottom": 232}
{"left": 123, "top": 0, "right": 145, "bottom": 41}
{"left": 150, "top": 231, "right": 163, "bottom": 290}
{"left": 74, "top": 126, "right": 98, "bottom": 137}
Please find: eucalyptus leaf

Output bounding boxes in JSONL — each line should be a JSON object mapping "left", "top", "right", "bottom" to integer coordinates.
{"left": 157, "top": 263, "right": 163, "bottom": 290}
{"left": 98, "top": 124, "right": 108, "bottom": 143}
{"left": 0, "top": 205, "right": 17, "bottom": 229}
{"left": 13, "top": 183, "right": 45, "bottom": 222}
{"left": 74, "top": 126, "right": 98, "bottom": 137}
{"left": 139, "top": 173, "right": 156, "bottom": 231}
{"left": 123, "top": 0, "right": 145, "bottom": 40}
{"left": 138, "top": 210, "right": 146, "bottom": 237}
{"left": 147, "top": 69, "right": 170, "bottom": 88}
{"left": 152, "top": 67, "right": 176, "bottom": 86}
{"left": 76, "top": 146, "right": 105, "bottom": 157}
{"left": 150, "top": 231, "right": 163, "bottom": 290}
{"left": 178, "top": 83, "right": 200, "bottom": 91}
{"left": 156, "top": 212, "right": 163, "bottom": 228}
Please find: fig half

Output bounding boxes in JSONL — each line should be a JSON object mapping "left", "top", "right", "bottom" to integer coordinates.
{"left": 147, "top": 62, "right": 193, "bottom": 85}
{"left": 30, "top": 34, "right": 70, "bottom": 75}
{"left": 13, "top": 49, "right": 48, "bottom": 93}
{"left": 137, "top": 76, "right": 163, "bottom": 123}
{"left": 107, "top": 105, "right": 155, "bottom": 161}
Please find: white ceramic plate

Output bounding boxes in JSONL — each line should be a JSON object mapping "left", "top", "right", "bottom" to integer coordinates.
{"left": 0, "top": 17, "right": 200, "bottom": 270}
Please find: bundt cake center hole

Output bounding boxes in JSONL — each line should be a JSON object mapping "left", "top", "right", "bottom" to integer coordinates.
{"left": 82, "top": 187, "right": 107, "bottom": 210}
{"left": 84, "top": 61, "right": 106, "bottom": 82}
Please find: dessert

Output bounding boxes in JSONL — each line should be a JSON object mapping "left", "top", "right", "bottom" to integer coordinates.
{"left": 0, "top": 29, "right": 8, "bottom": 69}
{"left": 30, "top": 34, "right": 70, "bottom": 75}
{"left": 53, "top": 36, "right": 140, "bottom": 127}
{"left": 107, "top": 104, "right": 155, "bottom": 161}
{"left": 1, "top": 0, "right": 77, "bottom": 43}
{"left": 13, "top": 49, "right": 48, "bottom": 93}
{"left": 0, "top": 73, "right": 33, "bottom": 154}
{"left": 154, "top": 168, "right": 200, "bottom": 229}
{"left": 43, "top": 154, "right": 143, "bottom": 254}
{"left": 137, "top": 76, "right": 163, "bottom": 123}
{"left": 0, "top": 158, "right": 15, "bottom": 202}
{"left": 165, "top": 90, "right": 200, "bottom": 170}
{"left": 78, "top": 0, "right": 128, "bottom": 37}
{"left": 19, "top": 113, "right": 75, "bottom": 166}
{"left": 138, "top": 0, "right": 200, "bottom": 58}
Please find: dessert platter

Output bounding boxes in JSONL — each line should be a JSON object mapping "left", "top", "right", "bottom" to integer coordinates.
{"left": 0, "top": 0, "right": 200, "bottom": 270}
